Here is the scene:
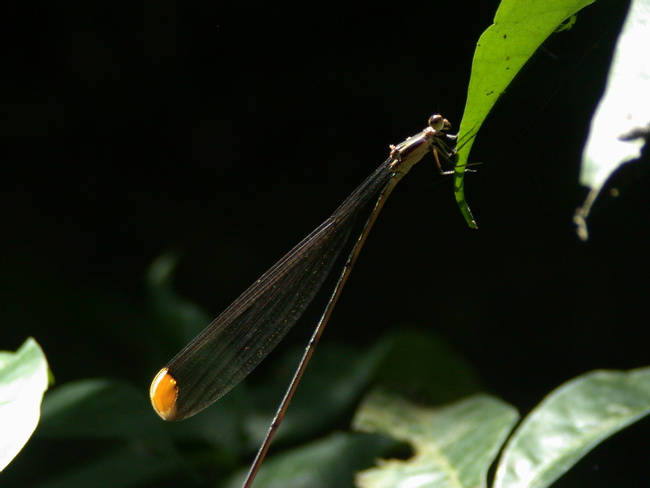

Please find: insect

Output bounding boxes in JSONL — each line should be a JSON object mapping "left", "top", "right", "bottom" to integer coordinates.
{"left": 151, "top": 114, "right": 458, "bottom": 487}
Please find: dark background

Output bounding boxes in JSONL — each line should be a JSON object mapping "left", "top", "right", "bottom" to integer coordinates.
{"left": 2, "top": 0, "right": 649, "bottom": 486}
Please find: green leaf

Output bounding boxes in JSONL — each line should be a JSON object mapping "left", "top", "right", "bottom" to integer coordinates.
{"left": 353, "top": 392, "right": 519, "bottom": 488}
{"left": 453, "top": 0, "right": 597, "bottom": 228}
{"left": 372, "top": 329, "right": 483, "bottom": 404}
{"left": 33, "top": 378, "right": 186, "bottom": 488}
{"left": 0, "top": 338, "right": 50, "bottom": 471}
{"left": 494, "top": 367, "right": 650, "bottom": 488}
{"left": 31, "top": 446, "right": 185, "bottom": 488}
{"left": 575, "top": 0, "right": 650, "bottom": 240}
{"left": 246, "top": 340, "right": 390, "bottom": 449}
{"left": 146, "top": 252, "right": 213, "bottom": 347}
{"left": 40, "top": 378, "right": 174, "bottom": 449}
{"left": 223, "top": 432, "right": 394, "bottom": 488}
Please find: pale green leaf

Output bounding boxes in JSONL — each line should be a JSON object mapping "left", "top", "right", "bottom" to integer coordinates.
{"left": 0, "top": 338, "right": 50, "bottom": 471}
{"left": 353, "top": 392, "right": 518, "bottom": 488}
{"left": 575, "top": 0, "right": 650, "bottom": 240}
{"left": 494, "top": 367, "right": 650, "bottom": 488}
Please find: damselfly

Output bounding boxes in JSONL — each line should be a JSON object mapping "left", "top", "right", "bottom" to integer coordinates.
{"left": 151, "top": 114, "right": 458, "bottom": 487}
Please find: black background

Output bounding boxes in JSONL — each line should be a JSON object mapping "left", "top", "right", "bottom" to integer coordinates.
{"left": 2, "top": 0, "right": 649, "bottom": 486}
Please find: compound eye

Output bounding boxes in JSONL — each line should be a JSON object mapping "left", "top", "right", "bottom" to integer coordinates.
{"left": 428, "top": 114, "right": 449, "bottom": 131}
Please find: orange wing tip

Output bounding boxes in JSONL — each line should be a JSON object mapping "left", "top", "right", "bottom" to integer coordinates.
{"left": 150, "top": 368, "right": 180, "bottom": 421}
